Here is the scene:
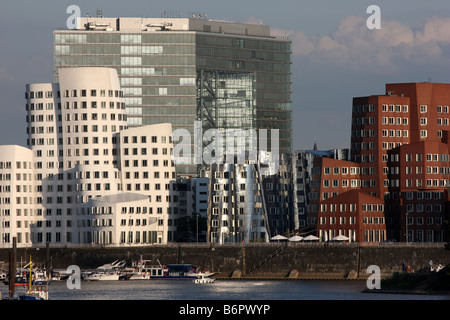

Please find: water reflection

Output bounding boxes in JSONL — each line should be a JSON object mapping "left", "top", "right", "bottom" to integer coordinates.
{"left": 16, "top": 279, "right": 445, "bottom": 301}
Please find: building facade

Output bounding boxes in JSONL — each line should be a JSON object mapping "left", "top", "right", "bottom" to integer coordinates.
{"left": 0, "top": 67, "right": 179, "bottom": 248}
{"left": 262, "top": 148, "right": 349, "bottom": 237}
{"left": 387, "top": 138, "right": 449, "bottom": 242}
{"left": 313, "top": 82, "right": 450, "bottom": 243}
{"left": 318, "top": 190, "right": 386, "bottom": 242}
{"left": 0, "top": 146, "right": 35, "bottom": 247}
{"left": 207, "top": 161, "right": 268, "bottom": 244}
{"left": 53, "top": 16, "right": 292, "bottom": 176}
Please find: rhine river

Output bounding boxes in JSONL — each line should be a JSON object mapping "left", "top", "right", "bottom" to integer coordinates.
{"left": 6, "top": 279, "right": 448, "bottom": 300}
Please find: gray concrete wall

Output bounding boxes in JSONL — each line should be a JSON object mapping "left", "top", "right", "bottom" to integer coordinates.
{"left": 1, "top": 244, "right": 449, "bottom": 279}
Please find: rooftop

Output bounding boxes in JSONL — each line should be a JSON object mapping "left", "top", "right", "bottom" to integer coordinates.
{"left": 73, "top": 16, "right": 274, "bottom": 38}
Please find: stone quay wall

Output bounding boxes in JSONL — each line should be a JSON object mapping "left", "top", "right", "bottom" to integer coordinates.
{"left": 1, "top": 243, "right": 449, "bottom": 279}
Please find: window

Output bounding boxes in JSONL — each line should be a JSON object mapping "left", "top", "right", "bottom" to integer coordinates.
{"left": 420, "top": 130, "right": 427, "bottom": 138}
{"left": 420, "top": 105, "right": 427, "bottom": 113}
{"left": 120, "top": 35, "right": 141, "bottom": 43}
{"left": 180, "top": 78, "right": 195, "bottom": 86}
{"left": 121, "top": 57, "right": 142, "bottom": 65}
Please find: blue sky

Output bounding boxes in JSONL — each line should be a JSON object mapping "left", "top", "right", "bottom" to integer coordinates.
{"left": 1, "top": 0, "right": 449, "bottom": 150}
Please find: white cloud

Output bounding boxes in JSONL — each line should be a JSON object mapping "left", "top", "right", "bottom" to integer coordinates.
{"left": 272, "top": 15, "right": 450, "bottom": 74}
{"left": 416, "top": 17, "right": 450, "bottom": 44}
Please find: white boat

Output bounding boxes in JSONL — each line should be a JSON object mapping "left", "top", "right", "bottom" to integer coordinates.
{"left": 96, "top": 260, "right": 126, "bottom": 270}
{"left": 120, "top": 259, "right": 199, "bottom": 280}
{"left": 194, "top": 272, "right": 215, "bottom": 284}
{"left": 84, "top": 260, "right": 126, "bottom": 281}
{"left": 84, "top": 270, "right": 121, "bottom": 281}
{"left": 120, "top": 260, "right": 168, "bottom": 280}
{"left": 32, "top": 269, "right": 50, "bottom": 285}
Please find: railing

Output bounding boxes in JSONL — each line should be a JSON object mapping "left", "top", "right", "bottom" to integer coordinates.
{"left": 247, "top": 243, "right": 289, "bottom": 274}
{"left": 1, "top": 241, "right": 447, "bottom": 250}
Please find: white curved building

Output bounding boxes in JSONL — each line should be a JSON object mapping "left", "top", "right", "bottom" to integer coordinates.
{"left": 0, "top": 67, "right": 178, "bottom": 247}
{"left": 0, "top": 145, "right": 35, "bottom": 247}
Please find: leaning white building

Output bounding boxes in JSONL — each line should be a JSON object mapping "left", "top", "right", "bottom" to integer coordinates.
{"left": 0, "top": 67, "right": 177, "bottom": 248}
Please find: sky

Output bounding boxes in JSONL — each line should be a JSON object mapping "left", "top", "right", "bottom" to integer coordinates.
{"left": 0, "top": 0, "right": 449, "bottom": 151}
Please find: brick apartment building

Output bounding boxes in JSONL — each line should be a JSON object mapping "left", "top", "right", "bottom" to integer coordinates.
{"left": 313, "top": 82, "right": 450, "bottom": 243}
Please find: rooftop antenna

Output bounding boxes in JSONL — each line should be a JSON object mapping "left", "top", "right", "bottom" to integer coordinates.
{"left": 96, "top": 8, "right": 103, "bottom": 18}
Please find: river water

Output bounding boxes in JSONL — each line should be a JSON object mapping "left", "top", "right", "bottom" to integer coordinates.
{"left": 8, "top": 279, "right": 447, "bottom": 300}
{"left": 2, "top": 279, "right": 447, "bottom": 319}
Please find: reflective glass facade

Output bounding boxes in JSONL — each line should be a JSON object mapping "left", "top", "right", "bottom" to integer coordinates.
{"left": 53, "top": 21, "right": 292, "bottom": 175}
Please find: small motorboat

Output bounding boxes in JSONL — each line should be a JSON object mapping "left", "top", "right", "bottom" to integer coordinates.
{"left": 83, "top": 270, "right": 120, "bottom": 281}
{"left": 194, "top": 272, "right": 215, "bottom": 284}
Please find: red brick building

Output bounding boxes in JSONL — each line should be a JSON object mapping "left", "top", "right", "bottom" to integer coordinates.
{"left": 314, "top": 82, "right": 450, "bottom": 243}
{"left": 387, "top": 136, "right": 449, "bottom": 242}
{"left": 310, "top": 157, "right": 361, "bottom": 217}
{"left": 318, "top": 190, "right": 386, "bottom": 242}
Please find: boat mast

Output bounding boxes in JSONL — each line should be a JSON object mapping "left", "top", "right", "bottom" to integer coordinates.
{"left": 29, "top": 255, "right": 32, "bottom": 289}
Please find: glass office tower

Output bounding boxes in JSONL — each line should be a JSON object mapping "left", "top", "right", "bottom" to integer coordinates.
{"left": 53, "top": 17, "right": 292, "bottom": 175}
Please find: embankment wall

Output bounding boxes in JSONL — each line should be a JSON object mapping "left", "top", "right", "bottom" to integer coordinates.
{"left": 1, "top": 244, "right": 449, "bottom": 279}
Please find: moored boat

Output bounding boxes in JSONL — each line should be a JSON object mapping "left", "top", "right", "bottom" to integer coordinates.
{"left": 194, "top": 272, "right": 215, "bottom": 284}
{"left": 3, "top": 275, "right": 28, "bottom": 286}
{"left": 83, "top": 260, "right": 126, "bottom": 281}
{"left": 32, "top": 269, "right": 50, "bottom": 285}
{"left": 121, "top": 259, "right": 199, "bottom": 280}
{"left": 19, "top": 285, "right": 49, "bottom": 300}
{"left": 18, "top": 255, "right": 49, "bottom": 300}
{"left": 83, "top": 270, "right": 121, "bottom": 281}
